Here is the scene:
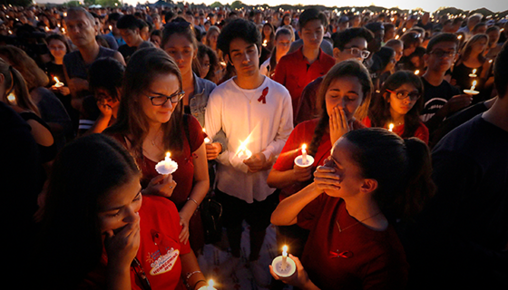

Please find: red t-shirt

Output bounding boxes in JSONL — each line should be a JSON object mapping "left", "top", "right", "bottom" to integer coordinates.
{"left": 81, "top": 196, "right": 191, "bottom": 290}
{"left": 362, "top": 116, "right": 430, "bottom": 144}
{"left": 272, "top": 47, "right": 335, "bottom": 116}
{"left": 297, "top": 194, "right": 409, "bottom": 290}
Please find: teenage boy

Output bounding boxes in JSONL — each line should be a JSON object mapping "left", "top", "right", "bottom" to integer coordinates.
{"left": 116, "top": 14, "right": 153, "bottom": 62}
{"left": 406, "top": 41, "right": 508, "bottom": 290}
{"left": 204, "top": 18, "right": 293, "bottom": 287}
{"left": 294, "top": 27, "right": 373, "bottom": 124}
{"left": 420, "top": 33, "right": 472, "bottom": 135}
{"left": 272, "top": 8, "right": 335, "bottom": 117}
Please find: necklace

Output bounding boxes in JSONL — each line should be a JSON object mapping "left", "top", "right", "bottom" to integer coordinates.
{"left": 150, "top": 127, "right": 162, "bottom": 147}
{"left": 335, "top": 211, "right": 382, "bottom": 233}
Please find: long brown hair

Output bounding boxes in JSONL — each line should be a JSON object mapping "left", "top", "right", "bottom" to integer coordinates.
{"left": 0, "top": 58, "right": 39, "bottom": 115}
{"left": 307, "top": 60, "right": 373, "bottom": 157}
{"left": 0, "top": 45, "right": 49, "bottom": 90}
{"left": 105, "top": 47, "right": 183, "bottom": 158}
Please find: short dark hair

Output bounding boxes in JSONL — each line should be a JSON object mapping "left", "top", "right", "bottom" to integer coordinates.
{"left": 331, "top": 27, "right": 374, "bottom": 50}
{"left": 494, "top": 41, "right": 508, "bottom": 99}
{"left": 426, "top": 32, "right": 459, "bottom": 53}
{"left": 217, "top": 18, "right": 261, "bottom": 57}
{"left": 298, "top": 8, "right": 328, "bottom": 30}
{"left": 107, "top": 12, "right": 122, "bottom": 22}
{"left": 116, "top": 14, "right": 141, "bottom": 30}
{"left": 88, "top": 57, "right": 125, "bottom": 101}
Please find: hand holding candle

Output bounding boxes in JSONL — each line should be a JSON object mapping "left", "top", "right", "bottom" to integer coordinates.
{"left": 203, "top": 128, "right": 211, "bottom": 144}
{"left": 294, "top": 143, "right": 314, "bottom": 168}
{"left": 271, "top": 244, "right": 296, "bottom": 277}
{"left": 155, "top": 152, "right": 178, "bottom": 175}
{"left": 388, "top": 123, "right": 394, "bottom": 132}
{"left": 463, "top": 80, "right": 479, "bottom": 95}
{"left": 53, "top": 76, "right": 64, "bottom": 88}
{"left": 282, "top": 245, "right": 288, "bottom": 270}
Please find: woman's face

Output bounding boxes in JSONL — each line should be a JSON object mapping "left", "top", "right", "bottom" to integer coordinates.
{"left": 385, "top": 51, "right": 397, "bottom": 72}
{"left": 275, "top": 34, "right": 292, "bottom": 56}
{"left": 321, "top": 137, "right": 365, "bottom": 198}
{"left": 207, "top": 30, "right": 219, "bottom": 48}
{"left": 163, "top": 33, "right": 195, "bottom": 76}
{"left": 198, "top": 53, "right": 210, "bottom": 79}
{"left": 325, "top": 76, "right": 364, "bottom": 122}
{"left": 387, "top": 82, "right": 419, "bottom": 116}
{"left": 263, "top": 25, "right": 272, "bottom": 38}
{"left": 140, "top": 72, "right": 181, "bottom": 125}
{"left": 471, "top": 38, "right": 487, "bottom": 54}
{"left": 48, "top": 38, "right": 67, "bottom": 59}
{"left": 150, "top": 34, "right": 161, "bottom": 48}
{"left": 97, "top": 176, "right": 142, "bottom": 235}
{"left": 283, "top": 16, "right": 291, "bottom": 26}
{"left": 392, "top": 43, "right": 403, "bottom": 61}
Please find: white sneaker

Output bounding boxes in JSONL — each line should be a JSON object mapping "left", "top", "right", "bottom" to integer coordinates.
{"left": 249, "top": 259, "right": 272, "bottom": 287}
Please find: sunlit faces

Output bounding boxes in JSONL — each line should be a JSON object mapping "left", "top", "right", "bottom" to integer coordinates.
{"left": 333, "top": 37, "right": 368, "bottom": 62}
{"left": 425, "top": 41, "right": 457, "bottom": 73}
{"left": 207, "top": 29, "right": 219, "bottom": 49}
{"left": 163, "top": 33, "right": 196, "bottom": 76}
{"left": 64, "top": 12, "right": 98, "bottom": 47}
{"left": 97, "top": 177, "right": 142, "bottom": 235}
{"left": 322, "top": 138, "right": 365, "bottom": 198}
{"left": 275, "top": 34, "right": 292, "bottom": 56}
{"left": 48, "top": 38, "right": 67, "bottom": 59}
{"left": 226, "top": 38, "right": 260, "bottom": 77}
{"left": 300, "top": 19, "right": 324, "bottom": 50}
{"left": 387, "top": 83, "right": 419, "bottom": 116}
{"left": 140, "top": 73, "right": 181, "bottom": 125}
{"left": 325, "top": 76, "right": 364, "bottom": 122}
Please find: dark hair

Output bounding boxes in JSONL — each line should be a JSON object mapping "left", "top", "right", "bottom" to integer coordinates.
{"left": 36, "top": 134, "right": 140, "bottom": 288}
{"left": 331, "top": 27, "right": 374, "bottom": 50}
{"left": 194, "top": 43, "right": 219, "bottom": 83}
{"left": 116, "top": 14, "right": 141, "bottom": 30}
{"left": 344, "top": 128, "right": 435, "bottom": 222}
{"left": 494, "top": 41, "right": 508, "bottom": 99}
{"left": 217, "top": 18, "right": 261, "bottom": 57}
{"left": 161, "top": 17, "right": 197, "bottom": 50}
{"left": 107, "top": 12, "right": 122, "bottom": 22}
{"left": 268, "top": 28, "right": 293, "bottom": 77}
{"left": 400, "top": 31, "right": 421, "bottom": 49}
{"left": 368, "top": 71, "right": 425, "bottom": 138}
{"left": 298, "top": 8, "right": 328, "bottom": 30}
{"left": 426, "top": 32, "right": 459, "bottom": 54}
{"left": 370, "top": 46, "right": 395, "bottom": 74}
{"left": 45, "top": 33, "right": 72, "bottom": 57}
{"left": 307, "top": 60, "right": 373, "bottom": 157}
{"left": 88, "top": 57, "right": 125, "bottom": 102}
{"left": 0, "top": 58, "right": 39, "bottom": 115}
{"left": 105, "top": 47, "right": 184, "bottom": 156}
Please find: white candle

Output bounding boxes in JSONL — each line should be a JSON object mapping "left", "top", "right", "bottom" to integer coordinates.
{"left": 469, "top": 69, "right": 477, "bottom": 77}
{"left": 202, "top": 128, "right": 211, "bottom": 144}
{"left": 388, "top": 123, "right": 394, "bottom": 132}
{"left": 281, "top": 245, "right": 288, "bottom": 270}
{"left": 53, "top": 76, "right": 64, "bottom": 88}
{"left": 471, "top": 80, "right": 477, "bottom": 91}
{"left": 155, "top": 152, "right": 178, "bottom": 175}
{"left": 301, "top": 144, "right": 308, "bottom": 164}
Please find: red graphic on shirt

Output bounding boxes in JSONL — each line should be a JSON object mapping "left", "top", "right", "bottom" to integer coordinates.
{"left": 258, "top": 87, "right": 269, "bottom": 104}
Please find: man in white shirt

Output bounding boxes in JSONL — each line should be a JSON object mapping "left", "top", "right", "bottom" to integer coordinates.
{"left": 205, "top": 18, "right": 293, "bottom": 287}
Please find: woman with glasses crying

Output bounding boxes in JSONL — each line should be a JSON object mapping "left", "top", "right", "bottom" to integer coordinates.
{"left": 105, "top": 47, "right": 210, "bottom": 254}
{"left": 363, "top": 71, "right": 429, "bottom": 144}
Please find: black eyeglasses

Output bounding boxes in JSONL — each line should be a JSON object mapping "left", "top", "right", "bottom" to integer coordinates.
{"left": 386, "top": 89, "right": 421, "bottom": 100}
{"left": 145, "top": 90, "right": 185, "bottom": 106}
{"left": 429, "top": 49, "right": 456, "bottom": 58}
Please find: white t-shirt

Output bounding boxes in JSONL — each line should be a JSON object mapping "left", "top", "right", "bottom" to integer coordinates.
{"left": 205, "top": 76, "right": 294, "bottom": 203}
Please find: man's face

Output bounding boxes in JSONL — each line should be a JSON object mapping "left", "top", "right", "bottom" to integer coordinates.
{"left": 65, "top": 12, "right": 97, "bottom": 48}
{"left": 425, "top": 41, "right": 457, "bottom": 73}
{"left": 333, "top": 37, "right": 368, "bottom": 63}
{"left": 300, "top": 19, "right": 324, "bottom": 50}
{"left": 226, "top": 38, "right": 260, "bottom": 78}
{"left": 119, "top": 28, "right": 140, "bottom": 47}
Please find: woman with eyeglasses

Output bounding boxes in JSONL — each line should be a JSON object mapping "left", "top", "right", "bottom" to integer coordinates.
{"left": 104, "top": 47, "right": 210, "bottom": 255}
{"left": 363, "top": 71, "right": 429, "bottom": 144}
{"left": 34, "top": 134, "right": 210, "bottom": 290}
{"left": 270, "top": 128, "right": 435, "bottom": 290}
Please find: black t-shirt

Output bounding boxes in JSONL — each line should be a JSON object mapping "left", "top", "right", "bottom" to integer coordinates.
{"left": 406, "top": 115, "right": 508, "bottom": 289}
{"left": 420, "top": 77, "right": 460, "bottom": 122}
{"left": 118, "top": 44, "right": 138, "bottom": 62}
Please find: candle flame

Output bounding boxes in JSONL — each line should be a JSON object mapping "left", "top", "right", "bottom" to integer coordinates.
{"left": 282, "top": 245, "right": 288, "bottom": 254}
{"left": 414, "top": 70, "right": 420, "bottom": 75}
{"left": 7, "top": 93, "right": 16, "bottom": 104}
{"left": 166, "top": 152, "right": 171, "bottom": 159}
{"left": 472, "top": 69, "right": 477, "bottom": 74}
{"left": 388, "top": 123, "right": 394, "bottom": 132}
{"left": 208, "top": 279, "right": 214, "bottom": 288}
{"left": 53, "top": 76, "right": 60, "bottom": 83}
{"left": 302, "top": 144, "right": 307, "bottom": 151}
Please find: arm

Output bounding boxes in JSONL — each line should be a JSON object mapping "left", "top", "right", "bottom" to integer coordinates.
{"left": 179, "top": 142, "right": 209, "bottom": 244}
{"left": 113, "top": 51, "right": 126, "bottom": 66}
{"left": 180, "top": 251, "right": 208, "bottom": 290}
{"left": 424, "top": 94, "right": 472, "bottom": 133}
{"left": 271, "top": 182, "right": 322, "bottom": 226}
{"left": 82, "top": 101, "right": 113, "bottom": 136}
{"left": 272, "top": 57, "right": 287, "bottom": 86}
{"left": 266, "top": 166, "right": 313, "bottom": 189}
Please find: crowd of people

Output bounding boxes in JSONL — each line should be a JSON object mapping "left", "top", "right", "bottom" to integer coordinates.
{"left": 2, "top": 3, "right": 508, "bottom": 290}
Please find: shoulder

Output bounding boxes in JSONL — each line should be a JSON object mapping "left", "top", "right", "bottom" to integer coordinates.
{"left": 185, "top": 114, "right": 202, "bottom": 130}
{"left": 63, "top": 51, "right": 80, "bottom": 64}
{"left": 196, "top": 75, "right": 217, "bottom": 92}
{"left": 141, "top": 195, "right": 179, "bottom": 216}
{"left": 266, "top": 77, "right": 290, "bottom": 97}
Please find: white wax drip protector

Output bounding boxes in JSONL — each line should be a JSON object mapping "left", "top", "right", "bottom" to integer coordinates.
{"left": 155, "top": 158, "right": 178, "bottom": 175}
{"left": 294, "top": 155, "right": 315, "bottom": 168}
{"left": 271, "top": 256, "right": 296, "bottom": 277}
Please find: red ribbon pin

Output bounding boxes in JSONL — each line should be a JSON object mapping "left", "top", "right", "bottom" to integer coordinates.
{"left": 258, "top": 87, "right": 269, "bottom": 104}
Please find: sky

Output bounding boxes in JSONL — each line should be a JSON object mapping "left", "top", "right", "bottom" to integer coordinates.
{"left": 38, "top": 0, "right": 508, "bottom": 13}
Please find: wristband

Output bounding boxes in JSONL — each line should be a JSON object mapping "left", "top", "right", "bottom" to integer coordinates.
{"left": 193, "top": 279, "right": 207, "bottom": 290}
{"left": 187, "top": 197, "right": 199, "bottom": 208}
{"left": 185, "top": 270, "right": 202, "bottom": 281}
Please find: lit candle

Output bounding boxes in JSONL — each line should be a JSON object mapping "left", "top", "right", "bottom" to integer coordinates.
{"left": 7, "top": 93, "right": 16, "bottom": 105}
{"left": 469, "top": 68, "right": 477, "bottom": 78}
{"left": 207, "top": 279, "right": 214, "bottom": 290}
{"left": 53, "top": 76, "right": 64, "bottom": 88}
{"left": 301, "top": 144, "right": 308, "bottom": 164}
{"left": 203, "top": 128, "right": 211, "bottom": 144}
{"left": 155, "top": 152, "right": 178, "bottom": 175}
{"left": 262, "top": 39, "right": 268, "bottom": 47}
{"left": 414, "top": 70, "right": 420, "bottom": 75}
{"left": 237, "top": 139, "right": 252, "bottom": 160}
{"left": 388, "top": 123, "right": 394, "bottom": 132}
{"left": 281, "top": 245, "right": 288, "bottom": 270}
{"left": 463, "top": 80, "right": 479, "bottom": 95}
{"left": 457, "top": 34, "right": 463, "bottom": 40}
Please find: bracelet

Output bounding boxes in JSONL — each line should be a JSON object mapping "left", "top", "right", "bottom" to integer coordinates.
{"left": 187, "top": 197, "right": 199, "bottom": 208}
{"left": 192, "top": 279, "right": 207, "bottom": 290}
{"left": 185, "top": 270, "right": 202, "bottom": 281}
